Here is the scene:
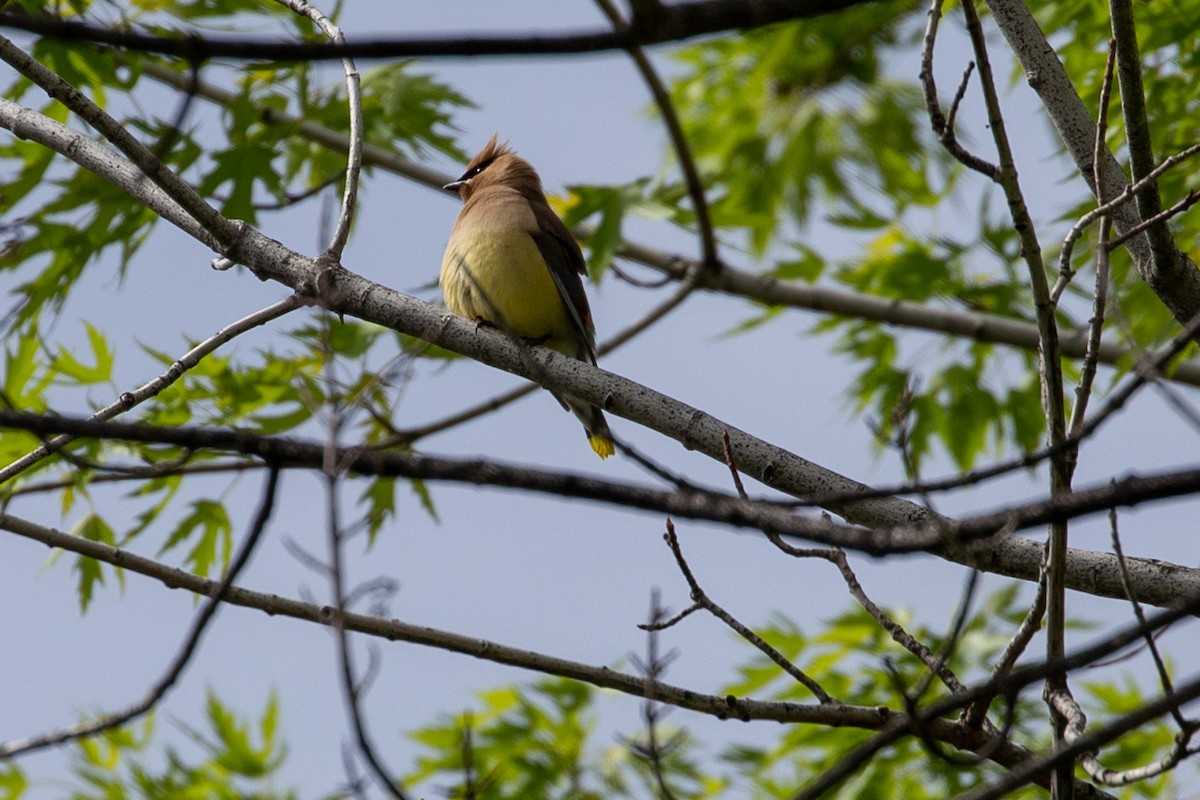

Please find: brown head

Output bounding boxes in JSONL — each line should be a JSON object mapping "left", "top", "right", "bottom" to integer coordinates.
{"left": 443, "top": 134, "right": 545, "bottom": 205}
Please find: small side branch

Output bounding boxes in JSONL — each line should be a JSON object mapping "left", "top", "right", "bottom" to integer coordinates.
{"left": 0, "top": 296, "right": 304, "bottom": 486}
{"left": 0, "top": 466, "right": 281, "bottom": 758}
{"left": 660, "top": 519, "right": 835, "bottom": 704}
{"left": 594, "top": 0, "right": 719, "bottom": 271}
{"left": 272, "top": 0, "right": 362, "bottom": 259}
{"left": 920, "top": 0, "right": 1000, "bottom": 177}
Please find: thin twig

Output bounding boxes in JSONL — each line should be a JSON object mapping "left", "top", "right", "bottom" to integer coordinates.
{"left": 662, "top": 519, "right": 834, "bottom": 704}
{"left": 1108, "top": 503, "right": 1190, "bottom": 730}
{"left": 721, "top": 429, "right": 749, "bottom": 499}
{"left": 148, "top": 59, "right": 200, "bottom": 168}
{"left": 1068, "top": 215, "right": 1112, "bottom": 441}
{"left": 963, "top": 563, "right": 1047, "bottom": 729}
{"left": 912, "top": 569, "right": 979, "bottom": 703}
{"left": 629, "top": 590, "right": 681, "bottom": 800}
{"left": 724, "top": 429, "right": 964, "bottom": 695}
{"left": 1052, "top": 39, "right": 1117, "bottom": 307}
{"left": 792, "top": 304, "right": 1200, "bottom": 510}
{"left": 919, "top": 0, "right": 1001, "bottom": 178}
{"left": 7, "top": 506, "right": 1200, "bottom": 749}
{"left": 0, "top": 459, "right": 266, "bottom": 499}
{"left": 1109, "top": 0, "right": 1177, "bottom": 278}
{"left": 593, "top": 0, "right": 720, "bottom": 272}
{"left": 765, "top": 532, "right": 966, "bottom": 694}
{"left": 1154, "top": 382, "right": 1200, "bottom": 435}
{"left": 273, "top": 0, "right": 360, "bottom": 259}
{"left": 321, "top": 326, "right": 409, "bottom": 800}
{"left": 0, "top": 465, "right": 281, "bottom": 758}
{"left": 1049, "top": 689, "right": 1197, "bottom": 788}
{"left": 1067, "top": 42, "right": 1117, "bottom": 438}
{"left": 0, "top": 295, "right": 304, "bottom": 486}
{"left": 1055, "top": 141, "right": 1200, "bottom": 301}
{"left": 1105, "top": 189, "right": 1200, "bottom": 250}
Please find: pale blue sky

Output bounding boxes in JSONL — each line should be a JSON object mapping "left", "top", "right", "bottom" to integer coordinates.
{"left": 4, "top": 2, "right": 1199, "bottom": 796}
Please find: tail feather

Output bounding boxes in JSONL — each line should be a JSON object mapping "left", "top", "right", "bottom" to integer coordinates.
{"left": 588, "top": 433, "right": 615, "bottom": 460}
{"left": 565, "top": 396, "right": 614, "bottom": 460}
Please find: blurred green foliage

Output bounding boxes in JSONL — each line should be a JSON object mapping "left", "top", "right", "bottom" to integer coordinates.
{"left": 2, "top": 0, "right": 1198, "bottom": 796}
{"left": 0, "top": 591, "right": 1178, "bottom": 798}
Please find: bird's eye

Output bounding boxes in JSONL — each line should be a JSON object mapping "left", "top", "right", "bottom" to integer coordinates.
{"left": 461, "top": 158, "right": 494, "bottom": 181}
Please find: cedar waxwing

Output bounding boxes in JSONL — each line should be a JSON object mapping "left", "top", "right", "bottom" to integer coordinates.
{"left": 440, "top": 136, "right": 615, "bottom": 460}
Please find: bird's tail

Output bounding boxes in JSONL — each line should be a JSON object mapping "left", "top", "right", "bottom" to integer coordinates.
{"left": 565, "top": 396, "right": 615, "bottom": 460}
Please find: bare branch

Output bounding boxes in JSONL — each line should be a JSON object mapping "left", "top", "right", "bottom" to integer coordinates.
{"left": 958, "top": 11, "right": 1071, "bottom": 782}
{"left": 1, "top": 460, "right": 267, "bottom": 498}
{"left": 662, "top": 519, "right": 834, "bottom": 703}
{"left": 134, "top": 57, "right": 1200, "bottom": 389}
{"left": 8, "top": 410, "right": 1200, "bottom": 607}
{"left": 1052, "top": 38, "right": 1117, "bottom": 308}
{"left": 0, "top": 466, "right": 281, "bottom": 758}
{"left": 628, "top": 591, "right": 682, "bottom": 800}
{"left": 1109, "top": 504, "right": 1191, "bottom": 731}
{"left": 0, "top": 295, "right": 304, "bottom": 486}
{"left": 1109, "top": 0, "right": 1178, "bottom": 288}
{"left": 1105, "top": 189, "right": 1200, "bottom": 250}
{"left": 4, "top": 508, "right": 1197, "bottom": 797}
{"left": 963, "top": 564, "right": 1047, "bottom": 729}
{"left": 1055, "top": 142, "right": 1200, "bottom": 301}
{"left": 273, "top": 0, "right": 361, "bottom": 259}
{"left": 1065, "top": 38, "right": 1118, "bottom": 448}
{"left": 0, "top": 1, "right": 882, "bottom": 61}
{"left": 5, "top": 84, "right": 1200, "bottom": 608}
{"left": 920, "top": 0, "right": 999, "bottom": 177}
{"left": 323, "top": 438, "right": 408, "bottom": 798}
{"left": 766, "top": 532, "right": 966, "bottom": 695}
{"left": 1067, "top": 217, "right": 1112, "bottom": 444}
{"left": 984, "top": 0, "right": 1200, "bottom": 332}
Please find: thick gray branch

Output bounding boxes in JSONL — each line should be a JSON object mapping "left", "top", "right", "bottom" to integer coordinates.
{"left": 4, "top": 91, "right": 1200, "bottom": 611}
{"left": 983, "top": 0, "right": 1200, "bottom": 331}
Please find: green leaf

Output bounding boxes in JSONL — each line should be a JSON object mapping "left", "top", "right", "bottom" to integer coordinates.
{"left": 559, "top": 180, "right": 654, "bottom": 279}
{"left": 52, "top": 322, "right": 114, "bottom": 385}
{"left": 159, "top": 500, "right": 232, "bottom": 577}
{"left": 71, "top": 513, "right": 118, "bottom": 612}
{"left": 360, "top": 476, "right": 397, "bottom": 543}
{"left": 199, "top": 144, "right": 281, "bottom": 222}
{"left": 409, "top": 477, "right": 438, "bottom": 523}
{"left": 0, "top": 764, "right": 26, "bottom": 800}
{"left": 771, "top": 243, "right": 826, "bottom": 282}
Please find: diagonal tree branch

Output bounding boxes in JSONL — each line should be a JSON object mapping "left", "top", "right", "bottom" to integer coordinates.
{"left": 1108, "top": 0, "right": 1180, "bottom": 292}
{"left": 0, "top": 466, "right": 281, "bottom": 759}
{"left": 5, "top": 410, "right": 1200, "bottom": 609}
{"left": 3, "top": 509, "right": 1167, "bottom": 799}
{"left": 983, "top": 0, "right": 1200, "bottom": 335}
{"left": 132, "top": 58, "right": 1200, "bottom": 388}
{"left": 5, "top": 58, "right": 1200, "bottom": 610}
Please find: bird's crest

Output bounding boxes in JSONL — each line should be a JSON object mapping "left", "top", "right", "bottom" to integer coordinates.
{"left": 463, "top": 133, "right": 512, "bottom": 177}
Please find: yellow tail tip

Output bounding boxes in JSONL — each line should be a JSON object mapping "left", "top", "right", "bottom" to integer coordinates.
{"left": 589, "top": 435, "right": 615, "bottom": 460}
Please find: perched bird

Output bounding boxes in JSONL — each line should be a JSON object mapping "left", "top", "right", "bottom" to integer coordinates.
{"left": 440, "top": 135, "right": 615, "bottom": 459}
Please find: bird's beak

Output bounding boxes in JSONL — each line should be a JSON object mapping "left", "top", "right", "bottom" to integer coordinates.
{"left": 442, "top": 180, "right": 465, "bottom": 194}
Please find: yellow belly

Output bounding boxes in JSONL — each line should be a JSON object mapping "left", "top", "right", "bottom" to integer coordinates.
{"left": 440, "top": 224, "right": 578, "bottom": 356}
